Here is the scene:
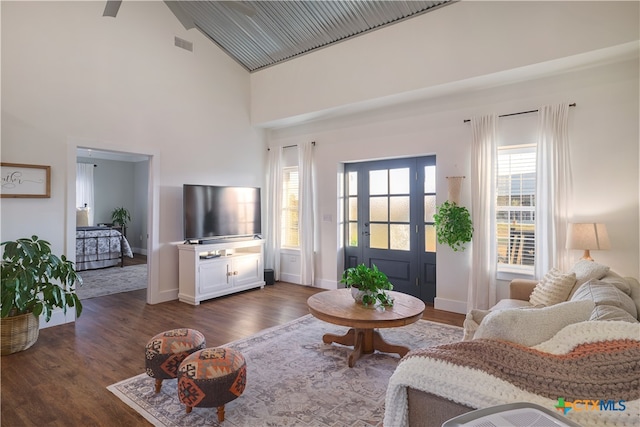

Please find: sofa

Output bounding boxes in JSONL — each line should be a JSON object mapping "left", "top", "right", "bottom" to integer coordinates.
{"left": 384, "top": 260, "right": 640, "bottom": 427}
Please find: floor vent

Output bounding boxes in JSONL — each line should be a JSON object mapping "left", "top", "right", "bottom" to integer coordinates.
{"left": 174, "top": 37, "right": 193, "bottom": 52}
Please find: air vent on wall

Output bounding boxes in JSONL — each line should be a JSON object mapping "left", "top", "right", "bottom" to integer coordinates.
{"left": 174, "top": 36, "right": 193, "bottom": 52}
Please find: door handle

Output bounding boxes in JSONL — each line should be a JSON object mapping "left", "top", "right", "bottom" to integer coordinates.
{"left": 363, "top": 222, "right": 370, "bottom": 235}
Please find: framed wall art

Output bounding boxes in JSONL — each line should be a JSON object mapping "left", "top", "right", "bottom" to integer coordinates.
{"left": 1, "top": 163, "right": 51, "bottom": 198}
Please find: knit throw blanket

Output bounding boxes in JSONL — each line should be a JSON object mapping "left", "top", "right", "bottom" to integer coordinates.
{"left": 384, "top": 321, "right": 640, "bottom": 427}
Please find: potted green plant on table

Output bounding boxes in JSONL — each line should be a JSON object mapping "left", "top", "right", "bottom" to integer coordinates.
{"left": 340, "top": 263, "right": 394, "bottom": 307}
{"left": 1, "top": 236, "right": 83, "bottom": 355}
{"left": 433, "top": 200, "right": 473, "bottom": 252}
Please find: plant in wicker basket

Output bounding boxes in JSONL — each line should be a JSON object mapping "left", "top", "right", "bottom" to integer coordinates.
{"left": 1, "top": 236, "right": 83, "bottom": 355}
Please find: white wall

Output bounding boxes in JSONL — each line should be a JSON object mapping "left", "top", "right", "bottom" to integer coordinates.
{"left": 2, "top": 0, "right": 638, "bottom": 324}
{"left": 77, "top": 157, "right": 134, "bottom": 225}
{"left": 1, "top": 1, "right": 263, "bottom": 325}
{"left": 251, "top": 1, "right": 640, "bottom": 126}
{"left": 254, "top": 0, "right": 639, "bottom": 313}
{"left": 133, "top": 160, "right": 150, "bottom": 254}
{"left": 267, "top": 58, "right": 639, "bottom": 313}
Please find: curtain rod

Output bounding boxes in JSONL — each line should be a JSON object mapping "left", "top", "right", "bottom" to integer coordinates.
{"left": 463, "top": 103, "right": 576, "bottom": 123}
{"left": 268, "top": 141, "right": 315, "bottom": 151}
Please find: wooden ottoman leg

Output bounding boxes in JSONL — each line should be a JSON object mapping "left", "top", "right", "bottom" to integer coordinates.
{"left": 217, "top": 405, "right": 225, "bottom": 422}
{"left": 154, "top": 379, "right": 163, "bottom": 393}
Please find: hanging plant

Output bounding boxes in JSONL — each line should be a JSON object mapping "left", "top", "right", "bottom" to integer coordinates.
{"left": 433, "top": 201, "right": 473, "bottom": 252}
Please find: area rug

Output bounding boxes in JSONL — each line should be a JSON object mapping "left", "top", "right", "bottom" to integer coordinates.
{"left": 76, "top": 264, "right": 147, "bottom": 299}
{"left": 108, "top": 314, "right": 463, "bottom": 426}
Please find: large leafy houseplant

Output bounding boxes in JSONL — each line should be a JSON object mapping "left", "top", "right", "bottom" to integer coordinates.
{"left": 111, "top": 206, "right": 131, "bottom": 228}
{"left": 1, "top": 236, "right": 83, "bottom": 354}
{"left": 340, "top": 263, "right": 394, "bottom": 307}
{"left": 433, "top": 201, "right": 473, "bottom": 252}
{"left": 1, "top": 235, "right": 83, "bottom": 320}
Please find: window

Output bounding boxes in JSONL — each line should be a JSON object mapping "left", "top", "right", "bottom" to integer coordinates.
{"left": 76, "top": 163, "right": 95, "bottom": 226}
{"left": 281, "top": 166, "right": 299, "bottom": 248}
{"left": 346, "top": 170, "right": 358, "bottom": 247}
{"left": 496, "top": 144, "right": 536, "bottom": 273}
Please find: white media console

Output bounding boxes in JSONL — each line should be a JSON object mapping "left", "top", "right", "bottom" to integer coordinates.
{"left": 177, "top": 238, "right": 265, "bottom": 305}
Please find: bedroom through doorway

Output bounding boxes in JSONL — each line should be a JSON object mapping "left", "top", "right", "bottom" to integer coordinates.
{"left": 74, "top": 148, "right": 150, "bottom": 300}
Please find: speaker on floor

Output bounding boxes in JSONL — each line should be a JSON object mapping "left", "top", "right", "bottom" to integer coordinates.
{"left": 264, "top": 269, "right": 275, "bottom": 285}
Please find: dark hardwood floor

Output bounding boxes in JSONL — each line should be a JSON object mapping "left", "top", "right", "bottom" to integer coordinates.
{"left": 0, "top": 282, "right": 463, "bottom": 426}
{"left": 123, "top": 253, "right": 147, "bottom": 267}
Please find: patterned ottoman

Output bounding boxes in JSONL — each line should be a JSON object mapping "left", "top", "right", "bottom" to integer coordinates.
{"left": 177, "top": 347, "right": 247, "bottom": 422}
{"left": 145, "top": 328, "right": 206, "bottom": 393}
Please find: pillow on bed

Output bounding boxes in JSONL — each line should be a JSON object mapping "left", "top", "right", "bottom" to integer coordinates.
{"left": 76, "top": 208, "right": 89, "bottom": 227}
{"left": 474, "top": 300, "right": 595, "bottom": 347}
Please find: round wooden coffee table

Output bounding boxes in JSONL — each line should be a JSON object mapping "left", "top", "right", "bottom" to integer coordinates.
{"left": 307, "top": 289, "right": 425, "bottom": 367}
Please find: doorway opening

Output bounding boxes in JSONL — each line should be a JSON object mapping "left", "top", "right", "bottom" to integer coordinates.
{"left": 74, "top": 147, "right": 151, "bottom": 299}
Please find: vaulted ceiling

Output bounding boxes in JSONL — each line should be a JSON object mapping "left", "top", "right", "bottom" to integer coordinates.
{"left": 161, "top": 0, "right": 452, "bottom": 72}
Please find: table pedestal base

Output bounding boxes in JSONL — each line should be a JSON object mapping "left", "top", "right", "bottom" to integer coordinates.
{"left": 322, "top": 328, "right": 409, "bottom": 368}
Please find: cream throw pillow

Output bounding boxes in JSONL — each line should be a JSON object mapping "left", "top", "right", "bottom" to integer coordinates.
{"left": 568, "top": 259, "right": 610, "bottom": 297}
{"left": 529, "top": 268, "right": 577, "bottom": 306}
{"left": 474, "top": 300, "right": 595, "bottom": 347}
{"left": 462, "top": 309, "right": 491, "bottom": 341}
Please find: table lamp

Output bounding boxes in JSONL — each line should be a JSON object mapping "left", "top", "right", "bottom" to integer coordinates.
{"left": 566, "top": 223, "right": 611, "bottom": 261}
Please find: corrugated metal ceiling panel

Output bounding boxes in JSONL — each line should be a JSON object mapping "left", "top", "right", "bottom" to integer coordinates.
{"left": 167, "top": 1, "right": 451, "bottom": 72}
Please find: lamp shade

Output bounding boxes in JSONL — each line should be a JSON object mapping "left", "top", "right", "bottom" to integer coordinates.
{"left": 566, "top": 223, "right": 610, "bottom": 261}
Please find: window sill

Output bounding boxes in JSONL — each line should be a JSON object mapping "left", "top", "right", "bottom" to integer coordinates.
{"left": 280, "top": 247, "right": 300, "bottom": 255}
{"left": 496, "top": 269, "right": 535, "bottom": 282}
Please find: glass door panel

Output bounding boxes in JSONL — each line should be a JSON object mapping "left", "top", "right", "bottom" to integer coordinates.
{"left": 347, "top": 171, "right": 358, "bottom": 247}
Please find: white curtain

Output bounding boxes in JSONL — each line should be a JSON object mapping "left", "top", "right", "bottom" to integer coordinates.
{"left": 265, "top": 147, "right": 283, "bottom": 281}
{"left": 76, "top": 163, "right": 95, "bottom": 226}
{"left": 535, "top": 102, "right": 573, "bottom": 276}
{"left": 467, "top": 114, "right": 497, "bottom": 310}
{"left": 298, "top": 141, "right": 316, "bottom": 286}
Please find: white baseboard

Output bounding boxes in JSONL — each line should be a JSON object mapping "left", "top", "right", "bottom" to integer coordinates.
{"left": 153, "top": 288, "right": 179, "bottom": 304}
{"left": 39, "top": 308, "right": 76, "bottom": 329}
{"left": 313, "top": 278, "right": 338, "bottom": 289}
{"left": 279, "top": 272, "right": 300, "bottom": 284}
{"left": 434, "top": 297, "right": 467, "bottom": 314}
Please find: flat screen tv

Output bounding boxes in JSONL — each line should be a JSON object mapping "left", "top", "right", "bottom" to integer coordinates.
{"left": 183, "top": 184, "right": 261, "bottom": 242}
